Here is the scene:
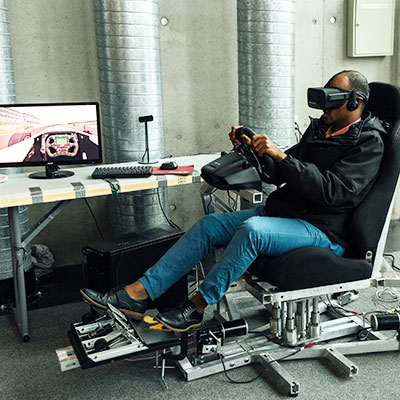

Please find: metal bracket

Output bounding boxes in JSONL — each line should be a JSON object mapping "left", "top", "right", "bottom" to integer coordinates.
{"left": 257, "top": 352, "right": 300, "bottom": 397}
{"left": 323, "top": 347, "right": 358, "bottom": 377}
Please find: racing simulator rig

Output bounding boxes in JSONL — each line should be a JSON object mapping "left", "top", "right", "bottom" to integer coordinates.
{"left": 56, "top": 82, "right": 400, "bottom": 397}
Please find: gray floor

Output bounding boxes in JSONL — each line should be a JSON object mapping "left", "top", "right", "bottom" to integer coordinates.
{"left": 1, "top": 284, "right": 400, "bottom": 400}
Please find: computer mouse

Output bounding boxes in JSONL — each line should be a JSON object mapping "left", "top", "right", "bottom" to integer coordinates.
{"left": 160, "top": 161, "right": 178, "bottom": 170}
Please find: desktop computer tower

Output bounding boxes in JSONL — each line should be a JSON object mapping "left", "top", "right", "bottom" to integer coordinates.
{"left": 83, "top": 226, "right": 187, "bottom": 312}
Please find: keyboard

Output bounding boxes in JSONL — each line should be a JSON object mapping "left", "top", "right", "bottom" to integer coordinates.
{"left": 91, "top": 165, "right": 153, "bottom": 179}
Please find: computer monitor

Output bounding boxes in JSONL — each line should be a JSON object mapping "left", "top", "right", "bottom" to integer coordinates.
{"left": 0, "top": 102, "right": 102, "bottom": 178}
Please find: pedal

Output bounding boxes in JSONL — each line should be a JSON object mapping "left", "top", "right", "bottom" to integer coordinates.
{"left": 58, "top": 306, "right": 183, "bottom": 372}
{"left": 107, "top": 303, "right": 138, "bottom": 342}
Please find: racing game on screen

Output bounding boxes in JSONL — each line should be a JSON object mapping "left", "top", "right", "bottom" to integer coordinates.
{"left": 0, "top": 104, "right": 100, "bottom": 165}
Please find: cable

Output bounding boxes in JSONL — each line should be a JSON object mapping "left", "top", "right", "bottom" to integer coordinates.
{"left": 218, "top": 347, "right": 303, "bottom": 384}
{"left": 124, "top": 354, "right": 156, "bottom": 362}
{"left": 374, "top": 287, "right": 400, "bottom": 303}
{"left": 156, "top": 187, "right": 182, "bottom": 230}
{"left": 384, "top": 253, "right": 400, "bottom": 271}
{"left": 248, "top": 147, "right": 263, "bottom": 174}
{"left": 294, "top": 122, "right": 302, "bottom": 143}
{"left": 141, "top": 148, "right": 149, "bottom": 164}
{"left": 84, "top": 198, "right": 104, "bottom": 240}
{"left": 322, "top": 295, "right": 393, "bottom": 339}
{"left": 320, "top": 296, "right": 347, "bottom": 318}
{"left": 227, "top": 191, "right": 238, "bottom": 210}
{"left": 81, "top": 250, "right": 89, "bottom": 288}
{"left": 105, "top": 183, "right": 125, "bottom": 286}
{"left": 320, "top": 296, "right": 369, "bottom": 325}
{"left": 205, "top": 188, "right": 217, "bottom": 214}
{"left": 357, "top": 327, "right": 373, "bottom": 341}
{"left": 384, "top": 253, "right": 395, "bottom": 262}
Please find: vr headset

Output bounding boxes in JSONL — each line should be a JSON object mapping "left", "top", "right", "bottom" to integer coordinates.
{"left": 307, "top": 87, "right": 368, "bottom": 111}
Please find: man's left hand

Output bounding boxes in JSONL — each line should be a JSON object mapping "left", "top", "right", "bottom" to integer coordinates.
{"left": 251, "top": 134, "right": 287, "bottom": 163}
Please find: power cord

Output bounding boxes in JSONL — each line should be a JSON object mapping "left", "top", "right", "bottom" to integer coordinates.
{"left": 384, "top": 253, "right": 400, "bottom": 272}
{"left": 84, "top": 198, "right": 104, "bottom": 240}
{"left": 102, "top": 178, "right": 125, "bottom": 285}
{"left": 294, "top": 122, "right": 302, "bottom": 143}
{"left": 227, "top": 191, "right": 238, "bottom": 210}
{"left": 156, "top": 187, "right": 182, "bottom": 230}
{"left": 105, "top": 178, "right": 121, "bottom": 194}
{"left": 218, "top": 347, "right": 304, "bottom": 384}
{"left": 322, "top": 295, "right": 372, "bottom": 321}
{"left": 374, "top": 287, "right": 400, "bottom": 303}
{"left": 205, "top": 188, "right": 217, "bottom": 214}
{"left": 111, "top": 188, "right": 126, "bottom": 286}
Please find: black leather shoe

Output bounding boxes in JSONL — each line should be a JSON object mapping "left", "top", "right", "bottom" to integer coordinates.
{"left": 80, "top": 287, "right": 147, "bottom": 320}
{"left": 155, "top": 300, "right": 203, "bottom": 332}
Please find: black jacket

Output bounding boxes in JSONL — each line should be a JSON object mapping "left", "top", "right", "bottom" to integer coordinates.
{"left": 264, "top": 112, "right": 386, "bottom": 248}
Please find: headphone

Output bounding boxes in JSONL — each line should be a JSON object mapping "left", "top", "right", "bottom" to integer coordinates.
{"left": 324, "top": 70, "right": 369, "bottom": 111}
{"left": 347, "top": 90, "right": 359, "bottom": 111}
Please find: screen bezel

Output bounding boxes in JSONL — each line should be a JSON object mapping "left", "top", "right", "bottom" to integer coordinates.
{"left": 0, "top": 101, "right": 103, "bottom": 168}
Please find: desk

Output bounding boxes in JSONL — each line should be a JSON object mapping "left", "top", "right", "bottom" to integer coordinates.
{"left": 0, "top": 153, "right": 218, "bottom": 341}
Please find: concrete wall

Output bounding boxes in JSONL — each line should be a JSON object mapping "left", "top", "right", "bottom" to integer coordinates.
{"left": 8, "top": 0, "right": 105, "bottom": 267}
{"left": 295, "top": 0, "right": 399, "bottom": 130}
{"left": 158, "top": 0, "right": 238, "bottom": 232}
{"left": 6, "top": 0, "right": 400, "bottom": 267}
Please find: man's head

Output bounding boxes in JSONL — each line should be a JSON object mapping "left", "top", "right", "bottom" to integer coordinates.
{"left": 320, "top": 70, "right": 369, "bottom": 130}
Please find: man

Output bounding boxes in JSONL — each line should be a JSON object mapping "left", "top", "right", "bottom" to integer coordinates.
{"left": 81, "top": 70, "right": 386, "bottom": 332}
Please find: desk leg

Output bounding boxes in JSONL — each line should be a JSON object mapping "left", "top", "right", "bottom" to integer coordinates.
{"left": 8, "top": 206, "right": 30, "bottom": 342}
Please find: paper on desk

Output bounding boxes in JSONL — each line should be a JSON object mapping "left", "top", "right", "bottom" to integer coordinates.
{"left": 151, "top": 165, "right": 194, "bottom": 175}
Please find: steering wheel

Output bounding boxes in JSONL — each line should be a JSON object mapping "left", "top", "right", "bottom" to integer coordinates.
{"left": 235, "top": 126, "right": 277, "bottom": 182}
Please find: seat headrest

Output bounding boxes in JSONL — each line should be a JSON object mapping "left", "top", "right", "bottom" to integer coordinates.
{"left": 350, "top": 82, "right": 400, "bottom": 257}
{"left": 366, "top": 82, "right": 400, "bottom": 124}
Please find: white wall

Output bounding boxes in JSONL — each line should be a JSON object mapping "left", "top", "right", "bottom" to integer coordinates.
{"left": 6, "top": 0, "right": 400, "bottom": 266}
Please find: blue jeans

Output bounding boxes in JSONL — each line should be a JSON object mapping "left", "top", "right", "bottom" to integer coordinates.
{"left": 139, "top": 206, "right": 345, "bottom": 305}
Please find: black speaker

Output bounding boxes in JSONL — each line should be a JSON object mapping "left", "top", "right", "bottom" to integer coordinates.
{"left": 82, "top": 226, "right": 187, "bottom": 312}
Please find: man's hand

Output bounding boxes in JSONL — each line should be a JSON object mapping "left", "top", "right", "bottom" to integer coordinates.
{"left": 228, "top": 126, "right": 244, "bottom": 146}
{"left": 228, "top": 127, "right": 286, "bottom": 163}
{"left": 251, "top": 134, "right": 287, "bottom": 163}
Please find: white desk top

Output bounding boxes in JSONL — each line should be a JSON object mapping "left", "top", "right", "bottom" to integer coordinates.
{"left": 0, "top": 153, "right": 218, "bottom": 208}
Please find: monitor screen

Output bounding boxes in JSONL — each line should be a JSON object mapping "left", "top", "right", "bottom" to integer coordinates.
{"left": 0, "top": 102, "right": 102, "bottom": 178}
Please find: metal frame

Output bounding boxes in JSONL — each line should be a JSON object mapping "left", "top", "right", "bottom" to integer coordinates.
{"left": 8, "top": 200, "right": 72, "bottom": 342}
{"left": 58, "top": 292, "right": 400, "bottom": 397}
{"left": 190, "top": 181, "right": 400, "bottom": 395}
{"left": 176, "top": 309, "right": 400, "bottom": 396}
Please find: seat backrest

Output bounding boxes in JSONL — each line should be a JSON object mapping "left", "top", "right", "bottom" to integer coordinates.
{"left": 349, "top": 82, "right": 400, "bottom": 258}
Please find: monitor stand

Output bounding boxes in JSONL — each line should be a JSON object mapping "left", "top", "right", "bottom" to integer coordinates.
{"left": 29, "top": 164, "right": 74, "bottom": 179}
